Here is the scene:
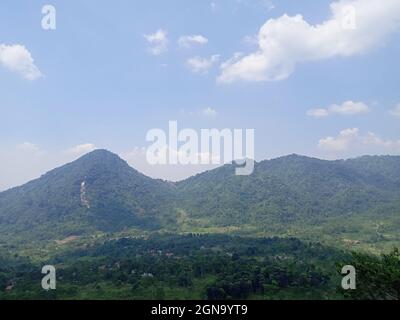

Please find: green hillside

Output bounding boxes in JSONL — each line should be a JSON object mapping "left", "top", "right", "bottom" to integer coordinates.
{"left": 177, "top": 154, "right": 400, "bottom": 224}
{"left": 0, "top": 150, "right": 176, "bottom": 243}
{"left": 0, "top": 150, "right": 399, "bottom": 300}
{"left": 0, "top": 150, "right": 399, "bottom": 252}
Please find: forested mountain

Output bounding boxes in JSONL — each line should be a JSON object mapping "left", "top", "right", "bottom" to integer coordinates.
{"left": 0, "top": 150, "right": 399, "bottom": 247}
{"left": 176, "top": 154, "right": 400, "bottom": 227}
{"left": 0, "top": 150, "right": 175, "bottom": 241}
{"left": 0, "top": 150, "right": 399, "bottom": 300}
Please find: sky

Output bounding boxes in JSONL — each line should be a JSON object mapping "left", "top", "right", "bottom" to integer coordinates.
{"left": 0, "top": 0, "right": 400, "bottom": 190}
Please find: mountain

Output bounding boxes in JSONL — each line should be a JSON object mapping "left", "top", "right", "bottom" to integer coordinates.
{"left": 0, "top": 150, "right": 399, "bottom": 247}
{"left": 176, "top": 154, "right": 400, "bottom": 228}
{"left": 0, "top": 150, "right": 175, "bottom": 241}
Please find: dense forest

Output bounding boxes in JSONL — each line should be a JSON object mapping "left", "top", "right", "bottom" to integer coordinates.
{"left": 0, "top": 151, "right": 399, "bottom": 300}
{"left": 0, "top": 235, "right": 346, "bottom": 300}
{"left": 0, "top": 234, "right": 398, "bottom": 300}
{"left": 1, "top": 151, "right": 400, "bottom": 252}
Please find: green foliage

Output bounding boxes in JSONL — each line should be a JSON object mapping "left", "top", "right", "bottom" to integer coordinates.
{"left": 177, "top": 154, "right": 400, "bottom": 226}
{"left": 0, "top": 150, "right": 176, "bottom": 242}
{"left": 339, "top": 248, "right": 400, "bottom": 300}
{"left": 0, "top": 151, "right": 399, "bottom": 300}
{"left": 175, "top": 154, "right": 400, "bottom": 251}
{"left": 1, "top": 151, "right": 399, "bottom": 249}
{"left": 0, "top": 235, "right": 348, "bottom": 300}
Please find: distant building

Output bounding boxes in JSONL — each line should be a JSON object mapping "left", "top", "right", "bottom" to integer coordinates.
{"left": 5, "top": 283, "right": 14, "bottom": 291}
{"left": 141, "top": 273, "right": 154, "bottom": 278}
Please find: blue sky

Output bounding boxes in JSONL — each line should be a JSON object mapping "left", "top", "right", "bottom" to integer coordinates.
{"left": 0, "top": 0, "right": 399, "bottom": 190}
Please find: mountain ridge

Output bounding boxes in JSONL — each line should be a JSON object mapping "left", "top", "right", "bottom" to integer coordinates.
{"left": 0, "top": 149, "right": 399, "bottom": 248}
{"left": 0, "top": 149, "right": 176, "bottom": 240}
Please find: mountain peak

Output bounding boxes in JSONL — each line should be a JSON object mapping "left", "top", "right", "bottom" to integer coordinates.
{"left": 0, "top": 148, "right": 175, "bottom": 237}
{"left": 70, "top": 149, "right": 131, "bottom": 171}
{"left": 279, "top": 154, "right": 320, "bottom": 161}
{"left": 78, "top": 149, "right": 122, "bottom": 161}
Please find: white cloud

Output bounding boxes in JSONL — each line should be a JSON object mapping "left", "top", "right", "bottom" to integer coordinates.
{"left": 144, "top": 29, "right": 169, "bottom": 55}
{"left": 187, "top": 55, "right": 220, "bottom": 73}
{"left": 389, "top": 104, "right": 400, "bottom": 118}
{"left": 66, "top": 143, "right": 97, "bottom": 156}
{"left": 307, "top": 108, "right": 330, "bottom": 118}
{"left": 363, "top": 132, "right": 400, "bottom": 151}
{"left": 319, "top": 128, "right": 360, "bottom": 152}
{"left": 218, "top": 0, "right": 400, "bottom": 83}
{"left": 178, "top": 35, "right": 208, "bottom": 48}
{"left": 16, "top": 142, "right": 40, "bottom": 152}
{"left": 328, "top": 101, "right": 370, "bottom": 115}
{"left": 0, "top": 44, "right": 42, "bottom": 80}
{"left": 308, "top": 101, "right": 370, "bottom": 118}
{"left": 201, "top": 107, "right": 218, "bottom": 117}
{"left": 318, "top": 128, "right": 400, "bottom": 154}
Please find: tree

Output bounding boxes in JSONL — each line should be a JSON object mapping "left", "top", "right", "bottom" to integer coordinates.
{"left": 207, "top": 287, "right": 227, "bottom": 300}
{"left": 341, "top": 248, "right": 400, "bottom": 300}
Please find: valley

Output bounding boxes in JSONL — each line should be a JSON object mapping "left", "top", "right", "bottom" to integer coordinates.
{"left": 0, "top": 150, "right": 399, "bottom": 300}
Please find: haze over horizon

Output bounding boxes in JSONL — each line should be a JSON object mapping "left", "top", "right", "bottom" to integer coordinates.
{"left": 1, "top": 148, "right": 399, "bottom": 192}
{"left": 1, "top": 0, "right": 400, "bottom": 190}
{"left": 1, "top": 1, "right": 400, "bottom": 303}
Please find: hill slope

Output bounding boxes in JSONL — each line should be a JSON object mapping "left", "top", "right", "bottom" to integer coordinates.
{"left": 176, "top": 154, "right": 400, "bottom": 228}
{"left": 0, "top": 151, "right": 399, "bottom": 249}
{"left": 0, "top": 150, "right": 176, "bottom": 241}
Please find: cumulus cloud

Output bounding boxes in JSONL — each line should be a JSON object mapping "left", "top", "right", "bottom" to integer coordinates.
{"left": 187, "top": 55, "right": 220, "bottom": 73}
{"left": 178, "top": 35, "right": 208, "bottom": 48}
{"left": 144, "top": 29, "right": 169, "bottom": 55}
{"left": 389, "top": 104, "right": 400, "bottom": 118}
{"left": 16, "top": 142, "right": 40, "bottom": 152}
{"left": 318, "top": 128, "right": 400, "bottom": 154}
{"left": 218, "top": 0, "right": 400, "bottom": 83}
{"left": 65, "top": 143, "right": 97, "bottom": 156}
{"left": 0, "top": 44, "right": 42, "bottom": 80}
{"left": 307, "top": 101, "right": 370, "bottom": 118}
{"left": 319, "top": 128, "right": 360, "bottom": 152}
{"left": 307, "top": 109, "right": 330, "bottom": 118}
